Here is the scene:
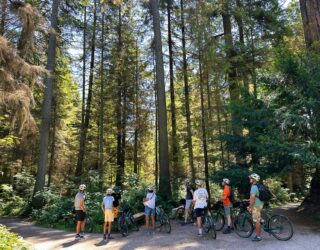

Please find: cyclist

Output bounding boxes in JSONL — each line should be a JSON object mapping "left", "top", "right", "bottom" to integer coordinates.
{"left": 193, "top": 179, "right": 208, "bottom": 237}
{"left": 101, "top": 188, "right": 115, "bottom": 240}
{"left": 221, "top": 178, "right": 233, "bottom": 234}
{"left": 248, "top": 173, "right": 264, "bottom": 242}
{"left": 182, "top": 178, "right": 194, "bottom": 225}
{"left": 112, "top": 186, "right": 122, "bottom": 220}
{"left": 143, "top": 185, "right": 156, "bottom": 236}
{"left": 74, "top": 184, "right": 86, "bottom": 240}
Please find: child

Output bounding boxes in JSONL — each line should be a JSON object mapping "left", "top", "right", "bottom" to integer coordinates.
{"left": 143, "top": 186, "right": 156, "bottom": 236}
{"left": 101, "top": 188, "right": 115, "bottom": 240}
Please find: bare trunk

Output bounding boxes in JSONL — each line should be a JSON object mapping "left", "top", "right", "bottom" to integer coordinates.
{"left": 75, "top": 0, "right": 97, "bottom": 180}
{"left": 47, "top": 98, "right": 57, "bottom": 188}
{"left": 134, "top": 40, "right": 139, "bottom": 175}
{"left": 150, "top": 0, "right": 172, "bottom": 198}
{"left": 0, "top": 0, "right": 7, "bottom": 35}
{"left": 167, "top": 0, "right": 180, "bottom": 179}
{"left": 34, "top": 0, "right": 61, "bottom": 194}
{"left": 81, "top": 6, "right": 87, "bottom": 138}
{"left": 180, "top": 0, "right": 195, "bottom": 181}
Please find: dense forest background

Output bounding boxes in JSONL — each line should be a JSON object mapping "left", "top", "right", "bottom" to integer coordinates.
{"left": 1, "top": 0, "right": 320, "bottom": 219}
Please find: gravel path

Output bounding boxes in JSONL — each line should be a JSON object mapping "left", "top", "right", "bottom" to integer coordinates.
{"left": 1, "top": 204, "right": 320, "bottom": 250}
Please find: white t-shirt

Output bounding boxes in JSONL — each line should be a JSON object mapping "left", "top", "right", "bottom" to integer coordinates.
{"left": 193, "top": 188, "right": 208, "bottom": 209}
{"left": 144, "top": 192, "right": 156, "bottom": 209}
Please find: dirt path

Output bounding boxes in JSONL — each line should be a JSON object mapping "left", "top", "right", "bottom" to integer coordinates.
{"left": 1, "top": 203, "right": 320, "bottom": 250}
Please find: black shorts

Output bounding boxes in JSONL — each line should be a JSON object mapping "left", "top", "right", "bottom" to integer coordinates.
{"left": 75, "top": 210, "right": 86, "bottom": 222}
{"left": 195, "top": 208, "right": 205, "bottom": 218}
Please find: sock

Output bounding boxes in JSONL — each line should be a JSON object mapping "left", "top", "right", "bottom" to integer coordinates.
{"left": 199, "top": 229, "right": 202, "bottom": 234}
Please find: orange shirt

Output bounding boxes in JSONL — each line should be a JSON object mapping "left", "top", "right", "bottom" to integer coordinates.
{"left": 222, "top": 186, "right": 232, "bottom": 206}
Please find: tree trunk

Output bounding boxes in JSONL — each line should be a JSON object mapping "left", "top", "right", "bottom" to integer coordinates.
{"left": 81, "top": 5, "right": 87, "bottom": 139}
{"left": 150, "top": 0, "right": 172, "bottom": 198}
{"left": 47, "top": 98, "right": 57, "bottom": 188}
{"left": 99, "top": 12, "right": 105, "bottom": 188}
{"left": 0, "top": 0, "right": 7, "bottom": 36}
{"left": 115, "top": 5, "right": 125, "bottom": 187}
{"left": 299, "top": 0, "right": 320, "bottom": 49}
{"left": 75, "top": 0, "right": 97, "bottom": 180}
{"left": 134, "top": 39, "right": 139, "bottom": 175}
{"left": 167, "top": 0, "right": 180, "bottom": 179}
{"left": 34, "top": 0, "right": 61, "bottom": 194}
{"left": 180, "top": 0, "right": 195, "bottom": 181}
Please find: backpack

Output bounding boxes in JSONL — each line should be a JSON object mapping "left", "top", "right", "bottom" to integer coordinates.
{"left": 256, "top": 183, "right": 273, "bottom": 202}
{"left": 228, "top": 187, "right": 236, "bottom": 204}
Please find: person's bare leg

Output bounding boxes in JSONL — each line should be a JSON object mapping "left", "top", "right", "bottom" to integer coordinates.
{"left": 256, "top": 220, "right": 261, "bottom": 237}
{"left": 103, "top": 222, "right": 107, "bottom": 235}
{"left": 145, "top": 215, "right": 149, "bottom": 230}
{"left": 227, "top": 215, "right": 231, "bottom": 226}
{"left": 76, "top": 221, "right": 81, "bottom": 235}
{"left": 108, "top": 222, "right": 112, "bottom": 235}
{"left": 151, "top": 215, "right": 155, "bottom": 230}
{"left": 185, "top": 208, "right": 189, "bottom": 223}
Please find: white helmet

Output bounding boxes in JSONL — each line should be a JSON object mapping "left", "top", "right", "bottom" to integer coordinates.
{"left": 222, "top": 178, "right": 230, "bottom": 185}
{"left": 195, "top": 179, "right": 203, "bottom": 186}
{"left": 249, "top": 173, "right": 260, "bottom": 181}
{"left": 79, "top": 184, "right": 86, "bottom": 191}
{"left": 106, "top": 188, "right": 113, "bottom": 194}
{"left": 185, "top": 178, "right": 191, "bottom": 183}
{"left": 147, "top": 185, "right": 154, "bottom": 191}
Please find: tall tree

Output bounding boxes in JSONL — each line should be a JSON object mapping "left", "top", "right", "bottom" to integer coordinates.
{"left": 34, "top": 0, "right": 61, "bottom": 194}
{"left": 0, "top": 0, "right": 7, "bottom": 35}
{"left": 76, "top": 0, "right": 98, "bottom": 180}
{"left": 150, "top": 0, "right": 172, "bottom": 198}
{"left": 180, "top": 0, "right": 195, "bottom": 181}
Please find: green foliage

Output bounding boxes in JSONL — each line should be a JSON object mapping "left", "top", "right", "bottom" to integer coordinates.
{"left": 263, "top": 178, "right": 290, "bottom": 204}
{"left": 0, "top": 225, "right": 29, "bottom": 250}
{"left": 0, "top": 185, "right": 26, "bottom": 216}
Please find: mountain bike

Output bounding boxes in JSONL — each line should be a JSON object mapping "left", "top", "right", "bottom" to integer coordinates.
{"left": 64, "top": 211, "right": 93, "bottom": 233}
{"left": 155, "top": 206, "right": 171, "bottom": 233}
{"left": 210, "top": 201, "right": 225, "bottom": 231}
{"left": 175, "top": 204, "right": 196, "bottom": 223}
{"left": 234, "top": 201, "right": 294, "bottom": 241}
{"left": 117, "top": 206, "right": 139, "bottom": 237}
{"left": 199, "top": 208, "right": 216, "bottom": 239}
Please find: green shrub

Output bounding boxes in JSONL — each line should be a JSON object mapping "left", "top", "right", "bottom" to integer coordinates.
{"left": 0, "top": 224, "right": 29, "bottom": 250}
{"left": 0, "top": 184, "right": 26, "bottom": 216}
{"left": 263, "top": 178, "right": 290, "bottom": 204}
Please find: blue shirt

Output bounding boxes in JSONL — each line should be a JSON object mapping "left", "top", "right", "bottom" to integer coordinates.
{"left": 103, "top": 195, "right": 114, "bottom": 210}
{"left": 250, "top": 185, "right": 264, "bottom": 208}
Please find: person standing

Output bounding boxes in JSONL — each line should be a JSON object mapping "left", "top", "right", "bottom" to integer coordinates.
{"left": 248, "top": 173, "right": 264, "bottom": 242}
{"left": 221, "top": 178, "right": 233, "bottom": 234}
{"left": 143, "top": 186, "right": 156, "bottom": 236}
{"left": 193, "top": 179, "right": 209, "bottom": 237}
{"left": 74, "top": 184, "right": 86, "bottom": 240}
{"left": 182, "top": 178, "right": 194, "bottom": 225}
{"left": 101, "top": 188, "right": 115, "bottom": 240}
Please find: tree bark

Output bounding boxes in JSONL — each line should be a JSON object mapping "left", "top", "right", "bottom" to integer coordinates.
{"left": 299, "top": 0, "right": 320, "bottom": 49}
{"left": 75, "top": 0, "right": 97, "bottom": 180}
{"left": 167, "top": 0, "right": 180, "bottom": 179}
{"left": 47, "top": 98, "right": 57, "bottom": 188}
{"left": 34, "top": 0, "right": 61, "bottom": 194}
{"left": 0, "top": 0, "right": 7, "bottom": 36}
{"left": 81, "top": 5, "right": 87, "bottom": 139}
{"left": 150, "top": 0, "right": 172, "bottom": 198}
{"left": 134, "top": 39, "right": 139, "bottom": 175}
{"left": 180, "top": 0, "right": 195, "bottom": 181}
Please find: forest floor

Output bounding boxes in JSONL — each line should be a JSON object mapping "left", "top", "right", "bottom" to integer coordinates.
{"left": 1, "top": 203, "right": 320, "bottom": 250}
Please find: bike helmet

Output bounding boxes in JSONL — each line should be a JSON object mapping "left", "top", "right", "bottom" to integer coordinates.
{"left": 249, "top": 173, "right": 260, "bottom": 181}
{"left": 147, "top": 185, "right": 154, "bottom": 192}
{"left": 222, "top": 178, "right": 230, "bottom": 185}
{"left": 106, "top": 188, "right": 113, "bottom": 194}
{"left": 195, "top": 179, "right": 203, "bottom": 186}
{"left": 79, "top": 184, "right": 86, "bottom": 191}
{"left": 113, "top": 186, "right": 121, "bottom": 194}
{"left": 184, "top": 178, "right": 191, "bottom": 183}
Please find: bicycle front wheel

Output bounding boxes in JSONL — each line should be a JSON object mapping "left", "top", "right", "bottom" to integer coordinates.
{"left": 268, "top": 215, "right": 294, "bottom": 241}
{"left": 129, "top": 215, "right": 139, "bottom": 232}
{"left": 234, "top": 212, "right": 254, "bottom": 238}
{"left": 160, "top": 214, "right": 171, "bottom": 234}
{"left": 118, "top": 216, "right": 128, "bottom": 237}
{"left": 212, "top": 211, "right": 225, "bottom": 231}
{"left": 204, "top": 216, "right": 216, "bottom": 239}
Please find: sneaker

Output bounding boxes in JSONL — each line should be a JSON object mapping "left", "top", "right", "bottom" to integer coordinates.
{"left": 108, "top": 235, "right": 114, "bottom": 240}
{"left": 251, "top": 235, "right": 262, "bottom": 242}
{"left": 75, "top": 234, "right": 81, "bottom": 240}
{"left": 223, "top": 227, "right": 232, "bottom": 234}
{"left": 145, "top": 230, "right": 150, "bottom": 236}
{"left": 80, "top": 235, "right": 84, "bottom": 239}
{"left": 103, "top": 234, "right": 107, "bottom": 240}
{"left": 197, "top": 233, "right": 203, "bottom": 237}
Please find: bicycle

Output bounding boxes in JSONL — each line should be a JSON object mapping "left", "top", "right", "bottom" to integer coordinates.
{"left": 155, "top": 206, "right": 171, "bottom": 233}
{"left": 198, "top": 208, "right": 217, "bottom": 239}
{"left": 210, "top": 201, "right": 225, "bottom": 231}
{"left": 234, "top": 201, "right": 294, "bottom": 241}
{"left": 117, "top": 206, "right": 139, "bottom": 237}
{"left": 175, "top": 204, "right": 196, "bottom": 224}
{"left": 64, "top": 210, "right": 93, "bottom": 233}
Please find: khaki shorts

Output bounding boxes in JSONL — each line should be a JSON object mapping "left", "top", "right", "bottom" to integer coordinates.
{"left": 252, "top": 207, "right": 262, "bottom": 222}
{"left": 104, "top": 210, "right": 114, "bottom": 222}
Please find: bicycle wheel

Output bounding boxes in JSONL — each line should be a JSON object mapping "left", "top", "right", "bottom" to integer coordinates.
{"left": 212, "top": 211, "right": 225, "bottom": 231}
{"left": 175, "top": 207, "right": 185, "bottom": 221}
{"left": 268, "top": 215, "right": 294, "bottom": 241}
{"left": 129, "top": 215, "right": 139, "bottom": 232}
{"left": 85, "top": 215, "right": 93, "bottom": 233}
{"left": 118, "top": 216, "right": 128, "bottom": 237}
{"left": 234, "top": 212, "right": 254, "bottom": 238}
{"left": 160, "top": 214, "right": 171, "bottom": 234}
{"left": 204, "top": 216, "right": 216, "bottom": 239}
